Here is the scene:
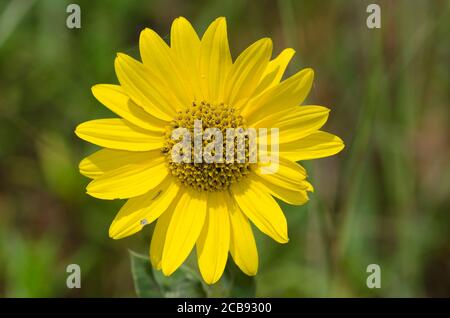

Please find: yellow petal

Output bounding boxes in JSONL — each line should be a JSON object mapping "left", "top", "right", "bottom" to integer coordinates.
{"left": 86, "top": 152, "right": 168, "bottom": 200}
{"left": 196, "top": 192, "right": 230, "bottom": 284}
{"left": 114, "top": 53, "right": 176, "bottom": 121}
{"left": 140, "top": 28, "right": 193, "bottom": 108}
{"left": 109, "top": 178, "right": 180, "bottom": 239}
{"left": 170, "top": 17, "right": 202, "bottom": 99}
{"left": 225, "top": 38, "right": 272, "bottom": 107}
{"left": 79, "top": 148, "right": 151, "bottom": 179}
{"left": 253, "top": 48, "right": 295, "bottom": 95}
{"left": 254, "top": 156, "right": 312, "bottom": 205}
{"left": 242, "top": 68, "right": 314, "bottom": 124}
{"left": 91, "top": 84, "right": 166, "bottom": 132}
{"left": 227, "top": 192, "right": 258, "bottom": 276}
{"left": 252, "top": 174, "right": 309, "bottom": 206}
{"left": 255, "top": 157, "right": 307, "bottom": 189}
{"left": 162, "top": 190, "right": 207, "bottom": 276}
{"left": 257, "top": 106, "right": 330, "bottom": 144}
{"left": 150, "top": 206, "right": 175, "bottom": 270}
{"left": 199, "top": 17, "right": 232, "bottom": 103}
{"left": 75, "top": 119, "right": 164, "bottom": 151}
{"left": 280, "top": 131, "right": 345, "bottom": 161}
{"left": 303, "top": 180, "right": 314, "bottom": 192}
{"left": 231, "top": 177, "right": 288, "bottom": 243}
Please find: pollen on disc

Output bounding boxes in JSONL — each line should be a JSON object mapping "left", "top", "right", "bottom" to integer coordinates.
{"left": 162, "top": 101, "right": 252, "bottom": 192}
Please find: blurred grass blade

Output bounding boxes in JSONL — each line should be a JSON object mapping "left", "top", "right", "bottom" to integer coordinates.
{"left": 0, "top": 0, "right": 36, "bottom": 47}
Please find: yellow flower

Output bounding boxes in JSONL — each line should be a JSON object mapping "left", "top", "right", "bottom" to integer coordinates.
{"left": 75, "top": 17, "right": 344, "bottom": 284}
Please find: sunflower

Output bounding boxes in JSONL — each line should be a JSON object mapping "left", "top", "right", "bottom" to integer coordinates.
{"left": 75, "top": 17, "right": 344, "bottom": 284}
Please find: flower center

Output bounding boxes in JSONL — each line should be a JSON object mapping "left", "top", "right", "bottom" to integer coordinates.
{"left": 163, "top": 101, "right": 251, "bottom": 192}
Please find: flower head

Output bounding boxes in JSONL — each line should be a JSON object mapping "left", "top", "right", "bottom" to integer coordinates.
{"left": 75, "top": 17, "right": 344, "bottom": 284}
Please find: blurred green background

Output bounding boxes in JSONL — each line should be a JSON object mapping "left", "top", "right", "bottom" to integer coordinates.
{"left": 0, "top": 0, "right": 449, "bottom": 297}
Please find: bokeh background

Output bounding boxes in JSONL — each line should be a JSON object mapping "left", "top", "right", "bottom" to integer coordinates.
{"left": 0, "top": 0, "right": 449, "bottom": 297}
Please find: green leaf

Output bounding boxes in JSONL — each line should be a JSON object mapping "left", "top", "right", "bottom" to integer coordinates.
{"left": 129, "top": 250, "right": 162, "bottom": 298}
{"left": 203, "top": 261, "right": 256, "bottom": 298}
{"left": 129, "top": 251, "right": 255, "bottom": 298}
{"left": 153, "top": 265, "right": 206, "bottom": 298}
{"left": 228, "top": 273, "right": 256, "bottom": 297}
{"left": 129, "top": 250, "right": 206, "bottom": 298}
{"left": 227, "top": 261, "right": 256, "bottom": 298}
